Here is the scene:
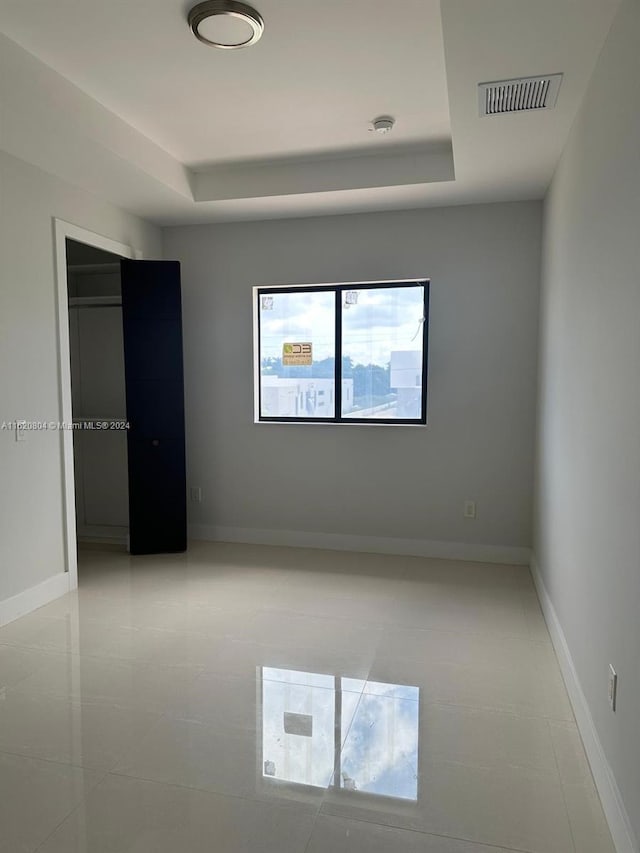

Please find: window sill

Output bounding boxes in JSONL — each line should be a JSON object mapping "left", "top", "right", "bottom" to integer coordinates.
{"left": 254, "top": 419, "right": 428, "bottom": 427}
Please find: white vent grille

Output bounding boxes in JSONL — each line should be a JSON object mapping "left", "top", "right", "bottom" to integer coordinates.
{"left": 479, "top": 74, "right": 562, "bottom": 117}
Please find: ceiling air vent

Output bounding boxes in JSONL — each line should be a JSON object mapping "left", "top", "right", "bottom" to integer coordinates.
{"left": 478, "top": 74, "right": 563, "bottom": 117}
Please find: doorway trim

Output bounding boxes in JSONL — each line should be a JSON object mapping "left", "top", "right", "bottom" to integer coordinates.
{"left": 54, "top": 219, "right": 142, "bottom": 589}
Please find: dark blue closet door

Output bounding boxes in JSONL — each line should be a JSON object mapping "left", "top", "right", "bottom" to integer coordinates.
{"left": 121, "top": 260, "right": 187, "bottom": 554}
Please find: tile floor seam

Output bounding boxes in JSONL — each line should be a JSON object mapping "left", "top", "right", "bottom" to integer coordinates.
{"left": 0, "top": 700, "right": 166, "bottom": 773}
{"left": 380, "top": 626, "right": 553, "bottom": 642}
{"left": 31, "top": 775, "right": 107, "bottom": 853}
{"left": 358, "top": 693, "right": 575, "bottom": 723}
{"left": 0, "top": 745, "right": 104, "bottom": 774}
{"left": 545, "top": 716, "right": 580, "bottom": 853}
{"left": 314, "top": 812, "right": 537, "bottom": 853}
{"left": 300, "top": 777, "right": 331, "bottom": 853}
{"left": 417, "top": 698, "right": 555, "bottom": 719}
{"left": 21, "top": 762, "right": 108, "bottom": 853}
{"left": 103, "top": 767, "right": 325, "bottom": 813}
{"left": 33, "top": 810, "right": 80, "bottom": 853}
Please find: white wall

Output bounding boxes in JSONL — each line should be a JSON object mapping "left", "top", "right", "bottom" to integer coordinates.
{"left": 0, "top": 150, "right": 161, "bottom": 605}
{"left": 164, "top": 201, "right": 541, "bottom": 558}
{"left": 534, "top": 0, "right": 640, "bottom": 848}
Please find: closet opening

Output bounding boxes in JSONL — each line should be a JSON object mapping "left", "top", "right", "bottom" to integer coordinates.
{"left": 66, "top": 238, "right": 130, "bottom": 571}
{"left": 57, "top": 225, "right": 187, "bottom": 590}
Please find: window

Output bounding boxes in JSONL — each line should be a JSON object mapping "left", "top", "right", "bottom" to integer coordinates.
{"left": 255, "top": 280, "right": 429, "bottom": 424}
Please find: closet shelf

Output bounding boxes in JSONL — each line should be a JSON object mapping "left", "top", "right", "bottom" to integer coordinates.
{"left": 67, "top": 263, "right": 121, "bottom": 274}
{"left": 69, "top": 296, "right": 122, "bottom": 308}
{"left": 72, "top": 417, "right": 128, "bottom": 425}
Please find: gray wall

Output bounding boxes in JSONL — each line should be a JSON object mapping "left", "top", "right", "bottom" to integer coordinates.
{"left": 0, "top": 150, "right": 161, "bottom": 603}
{"left": 534, "top": 0, "right": 640, "bottom": 845}
{"left": 164, "top": 201, "right": 541, "bottom": 552}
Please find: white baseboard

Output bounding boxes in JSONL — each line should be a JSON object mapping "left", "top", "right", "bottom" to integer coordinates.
{"left": 0, "top": 572, "right": 70, "bottom": 628}
{"left": 188, "top": 524, "right": 531, "bottom": 565}
{"left": 78, "top": 524, "right": 128, "bottom": 545}
{"left": 530, "top": 555, "right": 638, "bottom": 853}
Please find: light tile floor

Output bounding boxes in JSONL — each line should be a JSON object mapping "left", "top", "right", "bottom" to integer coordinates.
{"left": 0, "top": 542, "right": 615, "bottom": 853}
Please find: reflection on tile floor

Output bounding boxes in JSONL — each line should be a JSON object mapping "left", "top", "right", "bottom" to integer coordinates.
{"left": 0, "top": 542, "right": 615, "bottom": 852}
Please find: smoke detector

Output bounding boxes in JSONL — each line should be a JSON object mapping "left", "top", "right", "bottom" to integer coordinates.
{"left": 370, "top": 116, "right": 395, "bottom": 134}
{"left": 479, "top": 74, "right": 563, "bottom": 116}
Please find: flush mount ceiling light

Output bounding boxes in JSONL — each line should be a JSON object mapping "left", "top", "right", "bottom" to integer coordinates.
{"left": 188, "top": 0, "right": 264, "bottom": 49}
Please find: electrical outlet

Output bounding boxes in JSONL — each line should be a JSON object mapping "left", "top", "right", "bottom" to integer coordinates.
{"left": 190, "top": 487, "right": 202, "bottom": 503}
{"left": 608, "top": 665, "right": 617, "bottom": 711}
{"left": 464, "top": 500, "right": 477, "bottom": 519}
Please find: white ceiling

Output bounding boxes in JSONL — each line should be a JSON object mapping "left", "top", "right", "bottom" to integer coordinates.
{"left": 0, "top": 0, "right": 621, "bottom": 224}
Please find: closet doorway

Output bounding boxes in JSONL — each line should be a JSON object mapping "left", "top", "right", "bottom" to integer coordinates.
{"left": 67, "top": 239, "right": 129, "bottom": 550}
{"left": 55, "top": 221, "right": 139, "bottom": 589}
{"left": 55, "top": 220, "right": 187, "bottom": 589}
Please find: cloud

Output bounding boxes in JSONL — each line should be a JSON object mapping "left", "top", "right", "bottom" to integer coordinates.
{"left": 340, "top": 690, "right": 419, "bottom": 800}
{"left": 260, "top": 285, "right": 425, "bottom": 366}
